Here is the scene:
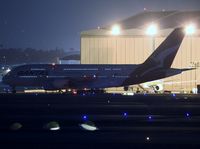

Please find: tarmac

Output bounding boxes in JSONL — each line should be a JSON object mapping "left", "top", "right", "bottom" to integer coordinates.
{"left": 0, "top": 93, "right": 200, "bottom": 148}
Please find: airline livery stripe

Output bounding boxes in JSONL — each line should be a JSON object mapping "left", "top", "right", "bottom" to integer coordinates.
{"left": 47, "top": 76, "right": 70, "bottom": 78}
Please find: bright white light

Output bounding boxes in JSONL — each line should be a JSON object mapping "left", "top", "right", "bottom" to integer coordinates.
{"left": 146, "top": 137, "right": 150, "bottom": 141}
{"left": 185, "top": 24, "right": 196, "bottom": 35}
{"left": 6, "top": 68, "right": 11, "bottom": 73}
{"left": 80, "top": 123, "right": 98, "bottom": 131}
{"left": 146, "top": 24, "right": 158, "bottom": 36}
{"left": 192, "top": 88, "right": 198, "bottom": 94}
{"left": 50, "top": 126, "right": 60, "bottom": 131}
{"left": 111, "top": 25, "right": 121, "bottom": 35}
{"left": 123, "top": 92, "right": 134, "bottom": 96}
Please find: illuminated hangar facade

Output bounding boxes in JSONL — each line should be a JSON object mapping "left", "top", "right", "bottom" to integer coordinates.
{"left": 81, "top": 11, "right": 200, "bottom": 93}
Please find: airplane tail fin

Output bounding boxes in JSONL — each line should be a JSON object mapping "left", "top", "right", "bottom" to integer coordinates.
{"left": 142, "top": 27, "right": 185, "bottom": 69}
{"left": 122, "top": 28, "right": 186, "bottom": 86}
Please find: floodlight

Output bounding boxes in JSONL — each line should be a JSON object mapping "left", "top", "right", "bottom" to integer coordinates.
{"left": 185, "top": 24, "right": 196, "bottom": 35}
{"left": 111, "top": 25, "right": 121, "bottom": 35}
{"left": 146, "top": 24, "right": 158, "bottom": 36}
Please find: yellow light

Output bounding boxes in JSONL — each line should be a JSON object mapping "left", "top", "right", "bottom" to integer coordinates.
{"left": 111, "top": 25, "right": 121, "bottom": 35}
{"left": 185, "top": 24, "right": 196, "bottom": 35}
{"left": 146, "top": 24, "right": 158, "bottom": 36}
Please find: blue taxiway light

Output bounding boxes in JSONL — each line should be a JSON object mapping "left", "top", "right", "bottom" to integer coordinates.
{"left": 186, "top": 113, "right": 190, "bottom": 117}
{"left": 148, "top": 116, "right": 152, "bottom": 120}
{"left": 123, "top": 112, "right": 128, "bottom": 117}
{"left": 82, "top": 115, "right": 88, "bottom": 121}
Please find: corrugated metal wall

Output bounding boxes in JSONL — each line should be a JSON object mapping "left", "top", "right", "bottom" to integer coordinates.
{"left": 81, "top": 35, "right": 200, "bottom": 92}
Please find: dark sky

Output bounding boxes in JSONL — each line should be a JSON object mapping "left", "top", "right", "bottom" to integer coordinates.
{"left": 0, "top": 0, "right": 200, "bottom": 50}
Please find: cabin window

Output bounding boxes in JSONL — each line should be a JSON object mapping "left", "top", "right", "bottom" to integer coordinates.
{"left": 17, "top": 70, "right": 48, "bottom": 76}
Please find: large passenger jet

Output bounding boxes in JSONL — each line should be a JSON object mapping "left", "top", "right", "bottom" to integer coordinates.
{"left": 2, "top": 28, "right": 192, "bottom": 93}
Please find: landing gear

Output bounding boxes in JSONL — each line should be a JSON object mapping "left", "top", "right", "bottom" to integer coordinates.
{"left": 124, "top": 86, "right": 129, "bottom": 91}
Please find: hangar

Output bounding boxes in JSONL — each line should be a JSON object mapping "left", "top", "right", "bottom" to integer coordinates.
{"left": 81, "top": 11, "right": 200, "bottom": 93}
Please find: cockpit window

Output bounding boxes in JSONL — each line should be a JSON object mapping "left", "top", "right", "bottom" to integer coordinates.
{"left": 17, "top": 70, "right": 48, "bottom": 76}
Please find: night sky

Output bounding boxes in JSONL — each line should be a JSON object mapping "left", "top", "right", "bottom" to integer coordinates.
{"left": 0, "top": 0, "right": 200, "bottom": 51}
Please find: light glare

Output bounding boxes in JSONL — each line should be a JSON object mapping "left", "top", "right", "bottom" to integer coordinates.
{"left": 146, "top": 24, "right": 158, "bottom": 36}
{"left": 6, "top": 68, "right": 11, "bottom": 73}
{"left": 185, "top": 24, "right": 196, "bottom": 35}
{"left": 111, "top": 25, "right": 121, "bottom": 35}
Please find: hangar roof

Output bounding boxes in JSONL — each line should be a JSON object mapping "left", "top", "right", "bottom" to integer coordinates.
{"left": 109, "top": 10, "right": 200, "bottom": 30}
{"left": 81, "top": 11, "right": 200, "bottom": 36}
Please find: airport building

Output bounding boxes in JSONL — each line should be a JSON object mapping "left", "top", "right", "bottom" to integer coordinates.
{"left": 81, "top": 11, "right": 200, "bottom": 93}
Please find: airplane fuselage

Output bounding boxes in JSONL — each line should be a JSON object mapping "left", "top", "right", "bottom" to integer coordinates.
{"left": 3, "top": 64, "right": 139, "bottom": 90}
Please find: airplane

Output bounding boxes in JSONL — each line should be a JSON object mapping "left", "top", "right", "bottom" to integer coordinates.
{"left": 2, "top": 27, "right": 193, "bottom": 93}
